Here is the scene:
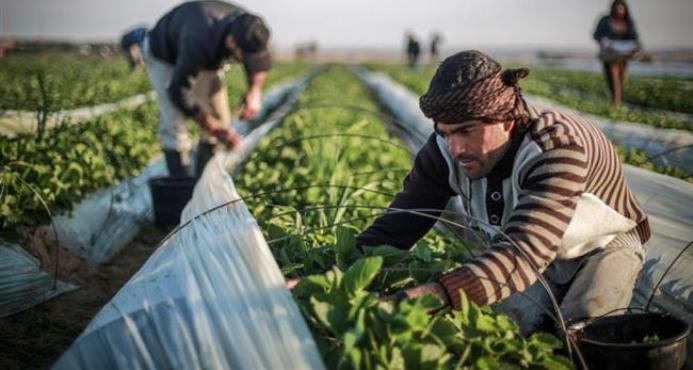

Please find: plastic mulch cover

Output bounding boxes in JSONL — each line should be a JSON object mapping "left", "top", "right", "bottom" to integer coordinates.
{"left": 53, "top": 153, "right": 324, "bottom": 370}
{"left": 0, "top": 92, "right": 156, "bottom": 138}
{"left": 525, "top": 94, "right": 693, "bottom": 174}
{"left": 0, "top": 243, "right": 77, "bottom": 318}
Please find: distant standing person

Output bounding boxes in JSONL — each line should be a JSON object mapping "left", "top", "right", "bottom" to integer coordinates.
{"left": 143, "top": 0, "right": 272, "bottom": 177}
{"left": 593, "top": 0, "right": 641, "bottom": 106}
{"left": 119, "top": 26, "right": 148, "bottom": 70}
{"left": 430, "top": 32, "right": 443, "bottom": 62}
{"left": 406, "top": 33, "right": 421, "bottom": 69}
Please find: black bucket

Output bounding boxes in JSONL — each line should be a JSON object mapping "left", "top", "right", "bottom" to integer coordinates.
{"left": 570, "top": 313, "right": 690, "bottom": 370}
{"left": 148, "top": 176, "right": 196, "bottom": 230}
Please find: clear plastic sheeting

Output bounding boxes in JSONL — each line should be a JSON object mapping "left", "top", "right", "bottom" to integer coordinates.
{"left": 526, "top": 94, "right": 693, "bottom": 174}
{"left": 0, "top": 92, "right": 156, "bottom": 138}
{"left": 51, "top": 158, "right": 167, "bottom": 263}
{"left": 626, "top": 166, "right": 693, "bottom": 319}
{"left": 353, "top": 67, "right": 693, "bottom": 328}
{"left": 53, "top": 153, "right": 325, "bottom": 370}
{"left": 0, "top": 243, "right": 77, "bottom": 318}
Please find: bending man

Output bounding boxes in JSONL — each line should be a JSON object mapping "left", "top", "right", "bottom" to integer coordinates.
{"left": 143, "top": 0, "right": 272, "bottom": 177}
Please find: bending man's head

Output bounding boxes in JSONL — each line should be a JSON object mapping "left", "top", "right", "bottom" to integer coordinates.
{"left": 419, "top": 50, "right": 530, "bottom": 179}
{"left": 226, "top": 13, "right": 272, "bottom": 74}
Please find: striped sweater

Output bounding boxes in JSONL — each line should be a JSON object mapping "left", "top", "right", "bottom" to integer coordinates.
{"left": 356, "top": 106, "right": 650, "bottom": 309}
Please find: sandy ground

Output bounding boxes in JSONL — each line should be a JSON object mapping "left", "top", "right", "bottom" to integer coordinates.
{"left": 0, "top": 224, "right": 165, "bottom": 370}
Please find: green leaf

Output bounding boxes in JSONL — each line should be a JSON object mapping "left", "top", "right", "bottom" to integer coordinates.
{"left": 280, "top": 262, "right": 304, "bottom": 275}
{"left": 420, "top": 343, "right": 445, "bottom": 364}
{"left": 474, "top": 356, "right": 502, "bottom": 370}
{"left": 476, "top": 315, "right": 498, "bottom": 334}
{"left": 311, "top": 297, "right": 331, "bottom": 328}
{"left": 529, "top": 332, "right": 563, "bottom": 350}
{"left": 336, "top": 226, "right": 356, "bottom": 253}
{"left": 341, "top": 257, "right": 383, "bottom": 296}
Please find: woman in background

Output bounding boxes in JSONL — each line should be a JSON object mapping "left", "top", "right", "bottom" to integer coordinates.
{"left": 593, "top": 0, "right": 641, "bottom": 106}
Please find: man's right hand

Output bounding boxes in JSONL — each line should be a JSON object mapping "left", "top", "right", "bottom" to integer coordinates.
{"left": 195, "top": 113, "right": 242, "bottom": 149}
{"left": 212, "top": 127, "right": 242, "bottom": 149}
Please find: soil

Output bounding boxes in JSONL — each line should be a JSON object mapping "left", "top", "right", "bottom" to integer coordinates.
{"left": 0, "top": 224, "right": 165, "bottom": 370}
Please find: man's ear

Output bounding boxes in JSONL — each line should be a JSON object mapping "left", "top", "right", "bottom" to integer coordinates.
{"left": 503, "top": 120, "right": 515, "bottom": 133}
{"left": 225, "top": 35, "right": 237, "bottom": 49}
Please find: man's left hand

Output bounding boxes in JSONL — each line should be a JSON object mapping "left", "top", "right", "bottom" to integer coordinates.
{"left": 379, "top": 282, "right": 451, "bottom": 307}
{"left": 239, "top": 89, "right": 262, "bottom": 120}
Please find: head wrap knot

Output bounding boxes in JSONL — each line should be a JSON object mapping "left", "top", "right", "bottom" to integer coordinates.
{"left": 419, "top": 50, "right": 530, "bottom": 125}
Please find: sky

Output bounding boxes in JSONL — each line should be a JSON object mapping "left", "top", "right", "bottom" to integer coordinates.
{"left": 1, "top": 0, "right": 692, "bottom": 52}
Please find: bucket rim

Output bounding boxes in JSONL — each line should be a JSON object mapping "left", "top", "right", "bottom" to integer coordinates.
{"left": 578, "top": 312, "right": 691, "bottom": 348}
{"left": 148, "top": 176, "right": 197, "bottom": 185}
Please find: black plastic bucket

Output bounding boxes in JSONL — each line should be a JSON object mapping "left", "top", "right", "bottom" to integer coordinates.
{"left": 570, "top": 313, "right": 690, "bottom": 370}
{"left": 148, "top": 176, "right": 196, "bottom": 230}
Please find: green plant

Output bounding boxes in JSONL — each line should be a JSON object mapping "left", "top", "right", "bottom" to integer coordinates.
{"left": 234, "top": 66, "right": 571, "bottom": 368}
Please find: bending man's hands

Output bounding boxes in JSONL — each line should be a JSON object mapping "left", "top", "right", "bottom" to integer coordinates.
{"left": 195, "top": 113, "right": 242, "bottom": 150}
{"left": 212, "top": 127, "right": 242, "bottom": 149}
{"left": 239, "top": 88, "right": 262, "bottom": 120}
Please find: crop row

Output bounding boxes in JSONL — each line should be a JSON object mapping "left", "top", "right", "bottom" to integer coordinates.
{"left": 0, "top": 63, "right": 310, "bottom": 239}
{"left": 368, "top": 63, "right": 691, "bottom": 132}
{"left": 0, "top": 51, "right": 308, "bottom": 111}
{"left": 0, "top": 52, "right": 152, "bottom": 111}
{"left": 367, "top": 64, "right": 691, "bottom": 182}
{"left": 234, "top": 66, "right": 572, "bottom": 369}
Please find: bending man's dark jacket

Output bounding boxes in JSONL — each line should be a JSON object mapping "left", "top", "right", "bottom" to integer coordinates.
{"left": 148, "top": 0, "right": 244, "bottom": 117}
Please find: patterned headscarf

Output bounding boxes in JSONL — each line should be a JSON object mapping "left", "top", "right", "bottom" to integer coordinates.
{"left": 419, "top": 50, "right": 530, "bottom": 125}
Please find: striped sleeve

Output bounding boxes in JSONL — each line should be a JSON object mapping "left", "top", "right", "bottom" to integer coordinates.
{"left": 440, "top": 131, "right": 588, "bottom": 308}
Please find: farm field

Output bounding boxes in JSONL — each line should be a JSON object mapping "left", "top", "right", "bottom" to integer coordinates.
{"left": 233, "top": 66, "right": 573, "bottom": 369}
{"left": 1, "top": 48, "right": 691, "bottom": 369}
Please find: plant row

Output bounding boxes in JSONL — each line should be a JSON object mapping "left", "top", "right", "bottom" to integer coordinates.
{"left": 234, "top": 65, "right": 573, "bottom": 369}
{"left": 0, "top": 63, "right": 310, "bottom": 240}
{"left": 0, "top": 51, "right": 308, "bottom": 112}
{"left": 367, "top": 63, "right": 691, "bottom": 132}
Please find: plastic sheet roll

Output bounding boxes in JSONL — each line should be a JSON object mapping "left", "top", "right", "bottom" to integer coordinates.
{"left": 53, "top": 153, "right": 324, "bottom": 370}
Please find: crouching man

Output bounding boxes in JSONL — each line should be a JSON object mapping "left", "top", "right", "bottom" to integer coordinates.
{"left": 357, "top": 50, "right": 650, "bottom": 335}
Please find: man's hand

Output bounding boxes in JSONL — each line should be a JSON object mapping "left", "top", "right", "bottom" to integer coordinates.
{"left": 238, "top": 70, "right": 267, "bottom": 120}
{"left": 239, "top": 88, "right": 262, "bottom": 120}
{"left": 286, "top": 278, "right": 301, "bottom": 290}
{"left": 379, "top": 282, "right": 451, "bottom": 307}
{"left": 212, "top": 127, "right": 242, "bottom": 149}
{"left": 195, "top": 112, "right": 222, "bottom": 132}
{"left": 195, "top": 113, "right": 242, "bottom": 149}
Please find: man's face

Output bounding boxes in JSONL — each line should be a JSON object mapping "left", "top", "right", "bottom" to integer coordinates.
{"left": 436, "top": 120, "right": 514, "bottom": 179}
{"left": 224, "top": 36, "right": 244, "bottom": 62}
